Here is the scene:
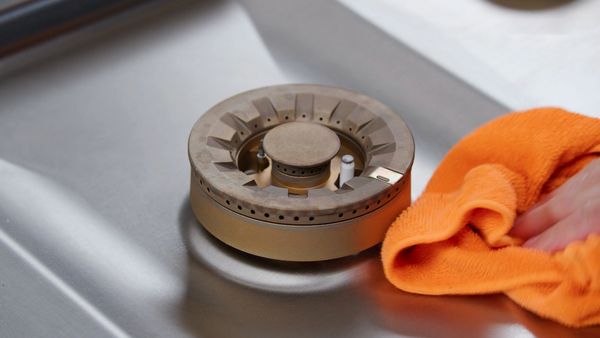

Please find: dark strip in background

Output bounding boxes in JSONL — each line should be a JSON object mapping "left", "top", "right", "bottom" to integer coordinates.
{"left": 0, "top": 0, "right": 147, "bottom": 57}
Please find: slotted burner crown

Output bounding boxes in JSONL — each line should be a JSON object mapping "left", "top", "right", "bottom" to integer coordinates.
{"left": 188, "top": 84, "right": 414, "bottom": 261}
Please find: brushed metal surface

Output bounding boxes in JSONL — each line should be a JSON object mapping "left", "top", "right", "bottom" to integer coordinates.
{"left": 1, "top": 0, "right": 598, "bottom": 337}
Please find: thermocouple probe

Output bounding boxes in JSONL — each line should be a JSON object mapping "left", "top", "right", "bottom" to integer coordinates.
{"left": 188, "top": 84, "right": 414, "bottom": 261}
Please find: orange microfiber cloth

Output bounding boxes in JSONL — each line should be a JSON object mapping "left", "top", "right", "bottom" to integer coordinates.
{"left": 382, "top": 108, "right": 600, "bottom": 327}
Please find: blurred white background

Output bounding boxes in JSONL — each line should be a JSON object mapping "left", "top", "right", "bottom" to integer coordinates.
{"left": 342, "top": 0, "right": 600, "bottom": 117}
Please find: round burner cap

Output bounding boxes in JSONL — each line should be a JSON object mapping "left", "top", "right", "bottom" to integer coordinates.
{"left": 263, "top": 122, "right": 340, "bottom": 168}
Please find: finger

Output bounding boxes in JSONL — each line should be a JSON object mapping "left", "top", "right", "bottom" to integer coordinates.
{"left": 510, "top": 188, "right": 577, "bottom": 239}
{"left": 538, "top": 158, "right": 600, "bottom": 202}
{"left": 510, "top": 159, "right": 600, "bottom": 239}
{"left": 523, "top": 198, "right": 600, "bottom": 252}
{"left": 545, "top": 158, "right": 600, "bottom": 201}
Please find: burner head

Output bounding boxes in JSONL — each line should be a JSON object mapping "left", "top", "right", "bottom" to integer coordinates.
{"left": 188, "top": 84, "right": 414, "bottom": 261}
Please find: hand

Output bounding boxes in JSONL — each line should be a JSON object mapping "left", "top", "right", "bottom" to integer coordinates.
{"left": 509, "top": 158, "right": 600, "bottom": 252}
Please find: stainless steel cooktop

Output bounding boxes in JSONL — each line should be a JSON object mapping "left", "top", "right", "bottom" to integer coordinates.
{"left": 1, "top": 1, "right": 598, "bottom": 337}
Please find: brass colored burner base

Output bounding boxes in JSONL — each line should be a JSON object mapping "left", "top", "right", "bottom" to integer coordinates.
{"left": 190, "top": 172, "right": 411, "bottom": 261}
{"left": 188, "top": 84, "right": 414, "bottom": 261}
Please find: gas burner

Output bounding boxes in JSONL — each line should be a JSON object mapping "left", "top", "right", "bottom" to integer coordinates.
{"left": 188, "top": 84, "right": 414, "bottom": 261}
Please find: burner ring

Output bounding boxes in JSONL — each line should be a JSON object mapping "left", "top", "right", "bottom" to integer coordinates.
{"left": 188, "top": 84, "right": 414, "bottom": 261}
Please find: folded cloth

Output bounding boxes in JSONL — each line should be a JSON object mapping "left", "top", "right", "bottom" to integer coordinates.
{"left": 382, "top": 108, "right": 600, "bottom": 327}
